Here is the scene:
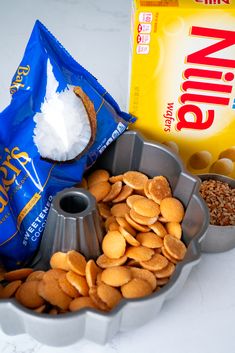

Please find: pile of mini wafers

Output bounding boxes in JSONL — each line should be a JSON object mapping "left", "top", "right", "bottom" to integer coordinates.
{"left": 0, "top": 170, "right": 187, "bottom": 314}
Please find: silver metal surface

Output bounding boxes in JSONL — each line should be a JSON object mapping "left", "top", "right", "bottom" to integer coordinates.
{"left": 198, "top": 173, "right": 235, "bottom": 253}
{"left": 0, "top": 131, "right": 209, "bottom": 346}
{"left": 32, "top": 188, "right": 104, "bottom": 270}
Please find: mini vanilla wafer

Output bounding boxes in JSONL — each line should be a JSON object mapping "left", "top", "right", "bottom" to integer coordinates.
{"left": 121, "top": 278, "right": 152, "bottom": 299}
{"left": 123, "top": 171, "right": 148, "bottom": 190}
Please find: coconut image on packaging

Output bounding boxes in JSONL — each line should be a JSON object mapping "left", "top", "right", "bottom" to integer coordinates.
{"left": 33, "top": 85, "right": 96, "bottom": 162}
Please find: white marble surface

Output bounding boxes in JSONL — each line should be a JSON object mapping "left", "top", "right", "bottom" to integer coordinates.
{"left": 0, "top": 1, "right": 235, "bottom": 352}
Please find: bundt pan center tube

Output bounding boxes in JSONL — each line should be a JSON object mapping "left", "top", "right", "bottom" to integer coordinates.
{"left": 32, "top": 188, "right": 104, "bottom": 270}
{"left": 0, "top": 131, "right": 209, "bottom": 346}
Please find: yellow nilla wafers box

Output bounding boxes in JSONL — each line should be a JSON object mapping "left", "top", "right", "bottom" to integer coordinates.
{"left": 129, "top": 0, "right": 235, "bottom": 178}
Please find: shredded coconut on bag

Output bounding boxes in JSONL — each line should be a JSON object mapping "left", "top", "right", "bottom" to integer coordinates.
{"left": 33, "top": 87, "right": 91, "bottom": 161}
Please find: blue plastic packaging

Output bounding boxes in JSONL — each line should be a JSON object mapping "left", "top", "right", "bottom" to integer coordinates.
{"left": 0, "top": 20, "right": 134, "bottom": 269}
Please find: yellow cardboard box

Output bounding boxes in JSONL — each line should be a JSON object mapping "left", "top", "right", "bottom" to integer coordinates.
{"left": 129, "top": 0, "right": 235, "bottom": 177}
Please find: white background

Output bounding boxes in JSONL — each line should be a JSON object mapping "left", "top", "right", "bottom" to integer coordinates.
{"left": 0, "top": 1, "right": 235, "bottom": 352}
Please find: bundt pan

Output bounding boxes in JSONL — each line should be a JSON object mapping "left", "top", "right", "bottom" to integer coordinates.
{"left": 0, "top": 131, "right": 209, "bottom": 346}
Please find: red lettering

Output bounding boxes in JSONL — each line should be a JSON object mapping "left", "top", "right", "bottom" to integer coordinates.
{"left": 197, "top": 0, "right": 230, "bottom": 3}
{"left": 187, "top": 27, "right": 235, "bottom": 68}
{"left": 176, "top": 105, "right": 214, "bottom": 131}
{"left": 184, "top": 68, "right": 223, "bottom": 80}
{"left": 180, "top": 93, "right": 230, "bottom": 106}
{"left": 182, "top": 81, "right": 232, "bottom": 94}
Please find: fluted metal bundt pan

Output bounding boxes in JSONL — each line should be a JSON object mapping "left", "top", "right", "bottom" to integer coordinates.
{"left": 0, "top": 131, "right": 209, "bottom": 346}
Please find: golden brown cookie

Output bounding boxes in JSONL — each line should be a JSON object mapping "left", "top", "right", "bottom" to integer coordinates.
{"left": 87, "top": 169, "right": 110, "bottom": 187}
{"left": 149, "top": 221, "right": 167, "bottom": 237}
{"left": 119, "top": 226, "right": 140, "bottom": 247}
{"left": 148, "top": 176, "right": 172, "bottom": 204}
{"left": 108, "top": 221, "right": 120, "bottom": 231}
{"left": 89, "top": 181, "right": 111, "bottom": 202}
{"left": 116, "top": 217, "right": 136, "bottom": 236}
{"left": 14, "top": 286, "right": 22, "bottom": 302}
{"left": 85, "top": 259, "right": 102, "bottom": 288}
{"left": 121, "top": 278, "right": 152, "bottom": 299}
{"left": 154, "top": 262, "right": 175, "bottom": 279}
{"left": 125, "top": 213, "right": 150, "bottom": 232}
{"left": 102, "top": 181, "right": 122, "bottom": 202}
{"left": 129, "top": 267, "right": 157, "bottom": 291}
{"left": 140, "top": 253, "right": 169, "bottom": 271}
{"left": 163, "top": 234, "right": 186, "bottom": 261}
{"left": 89, "top": 286, "right": 109, "bottom": 311}
{"left": 132, "top": 198, "right": 160, "bottom": 218}
{"left": 50, "top": 252, "right": 70, "bottom": 271}
{"left": 101, "top": 266, "right": 131, "bottom": 287}
{"left": 37, "top": 280, "right": 71, "bottom": 311}
{"left": 109, "top": 174, "right": 123, "bottom": 183}
{"left": 165, "top": 222, "right": 182, "bottom": 239}
{"left": 66, "top": 271, "right": 89, "bottom": 296}
{"left": 125, "top": 246, "right": 154, "bottom": 262}
{"left": 67, "top": 250, "right": 86, "bottom": 276}
{"left": 161, "top": 247, "right": 179, "bottom": 265}
{"left": 160, "top": 197, "right": 184, "bottom": 223}
{"left": 135, "top": 189, "right": 146, "bottom": 196}
{"left": 143, "top": 179, "right": 153, "bottom": 199}
{"left": 102, "top": 231, "right": 126, "bottom": 259}
{"left": 4, "top": 268, "right": 33, "bottom": 282}
{"left": 0, "top": 280, "right": 22, "bottom": 299}
{"left": 42, "top": 269, "right": 66, "bottom": 282}
{"left": 97, "top": 283, "right": 122, "bottom": 309}
{"left": 104, "top": 216, "right": 116, "bottom": 231}
{"left": 58, "top": 272, "right": 80, "bottom": 298}
{"left": 69, "top": 296, "right": 97, "bottom": 312}
{"left": 112, "top": 185, "right": 133, "bottom": 203}
{"left": 126, "top": 194, "right": 145, "bottom": 208}
{"left": 123, "top": 171, "right": 148, "bottom": 190}
{"left": 16, "top": 281, "right": 45, "bottom": 309}
{"left": 96, "top": 254, "right": 127, "bottom": 268}
{"left": 26, "top": 271, "right": 45, "bottom": 282}
{"left": 136, "top": 232, "right": 163, "bottom": 248}
{"left": 157, "top": 277, "right": 170, "bottom": 286}
{"left": 96, "top": 272, "right": 103, "bottom": 286}
{"left": 97, "top": 203, "right": 111, "bottom": 219}
{"left": 129, "top": 209, "right": 158, "bottom": 226}
{"left": 110, "top": 203, "right": 130, "bottom": 217}
{"left": 158, "top": 216, "right": 168, "bottom": 223}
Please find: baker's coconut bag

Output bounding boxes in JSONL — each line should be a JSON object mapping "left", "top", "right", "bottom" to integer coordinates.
{"left": 0, "top": 20, "right": 134, "bottom": 269}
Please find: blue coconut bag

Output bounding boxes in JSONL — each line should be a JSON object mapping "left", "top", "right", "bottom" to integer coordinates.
{"left": 0, "top": 20, "right": 134, "bottom": 269}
